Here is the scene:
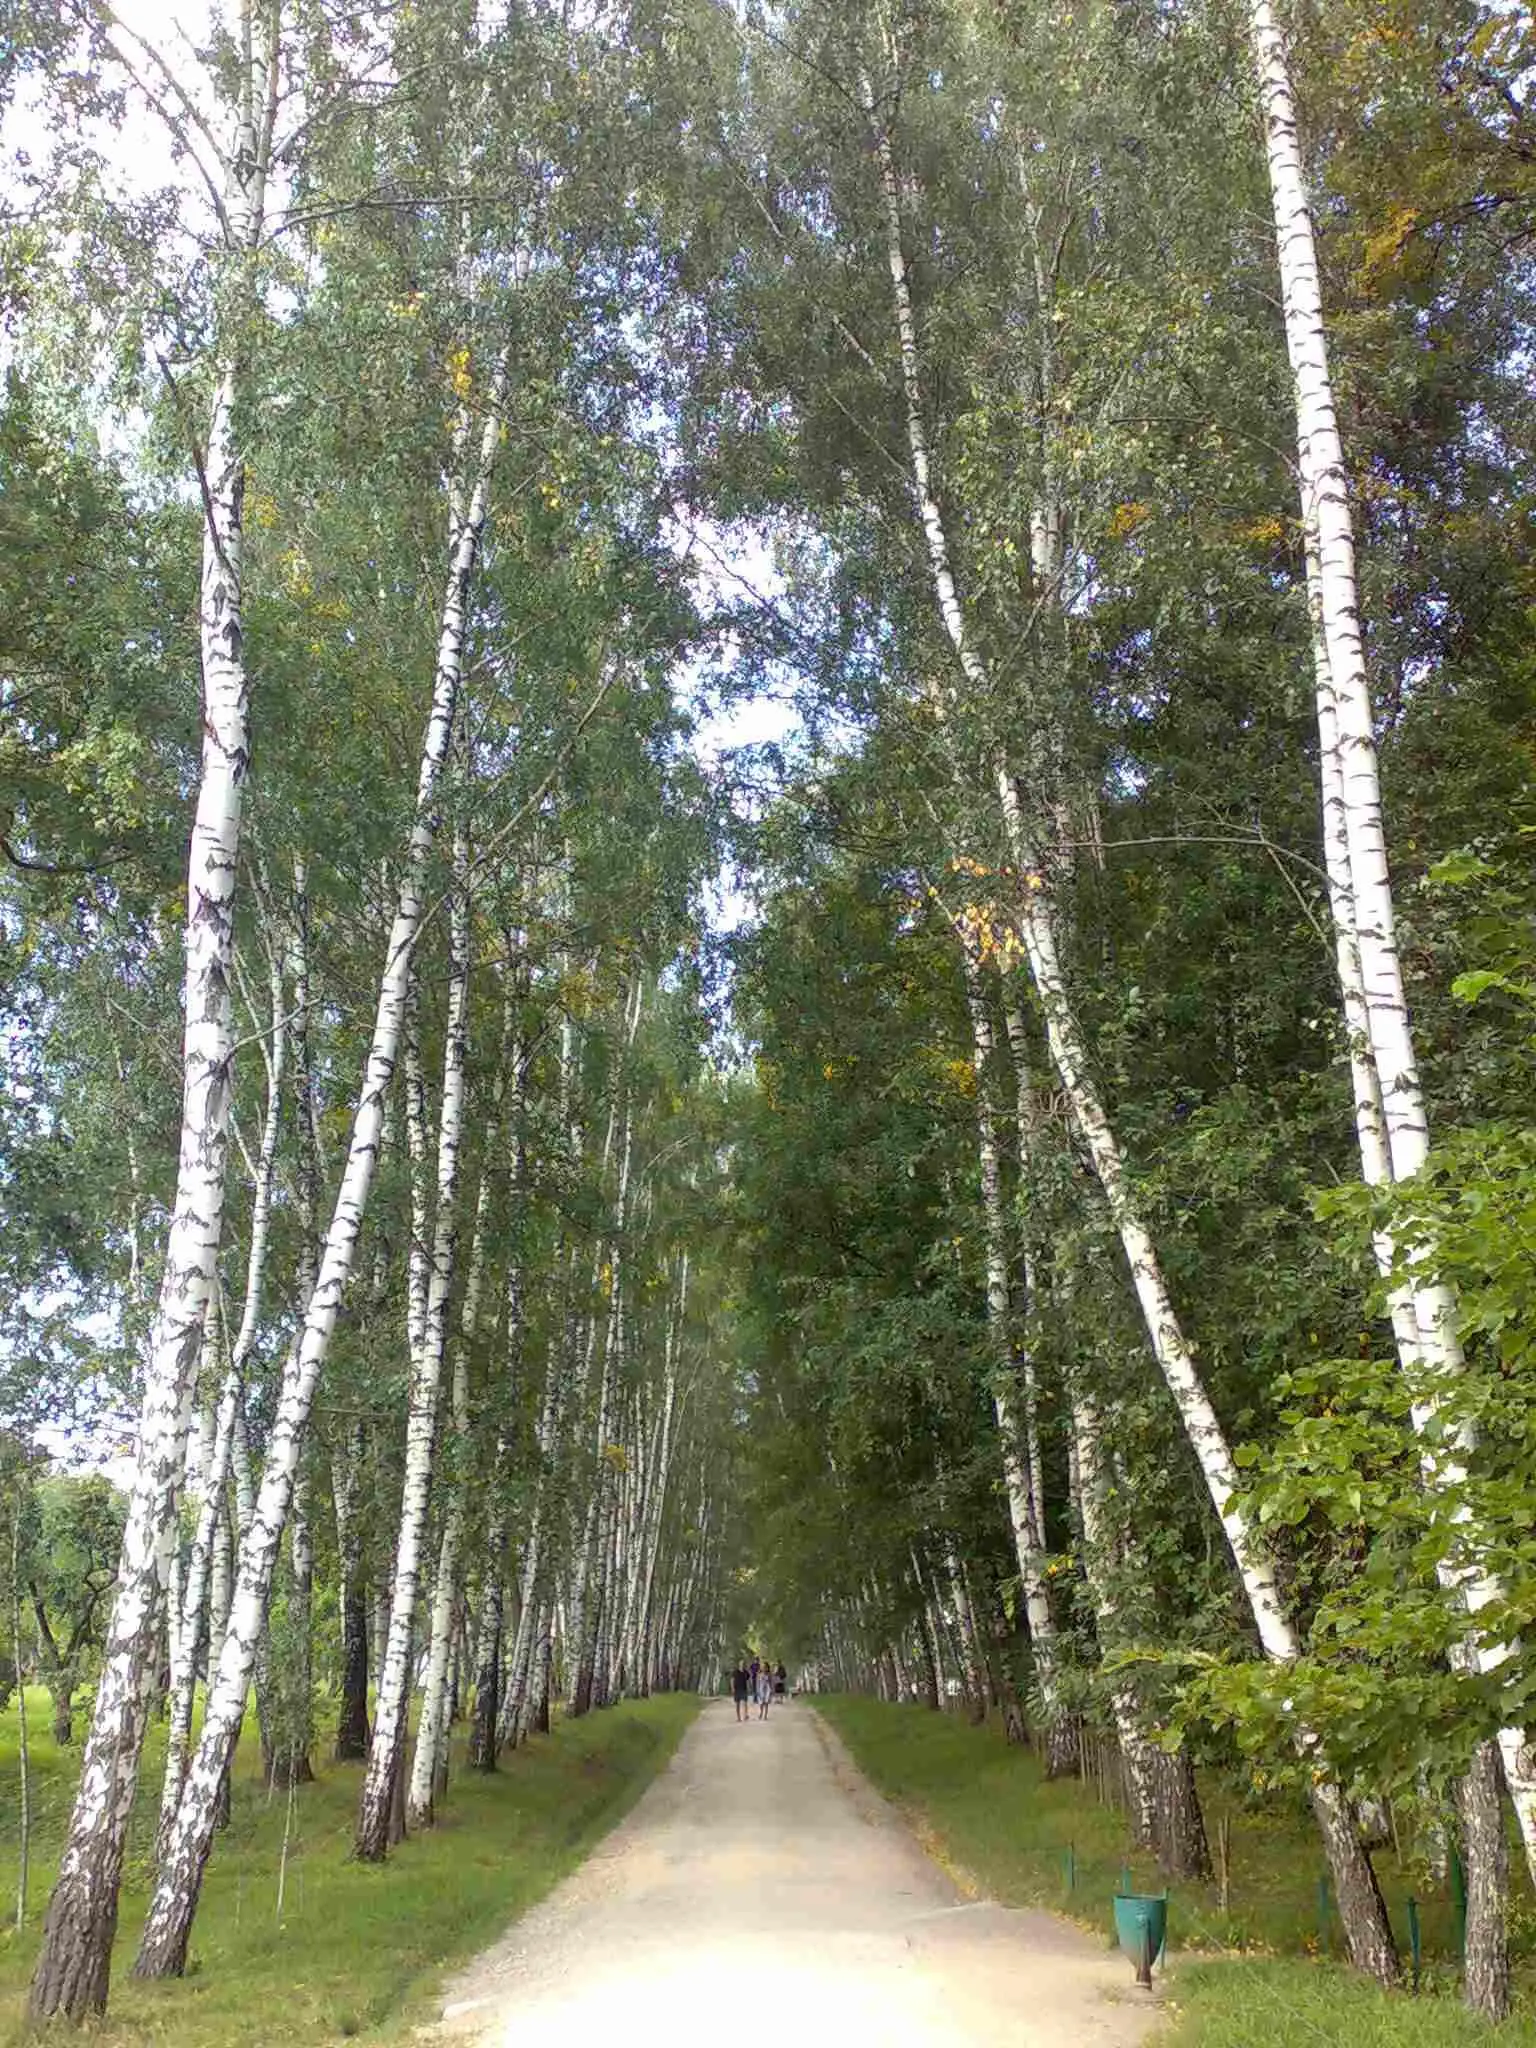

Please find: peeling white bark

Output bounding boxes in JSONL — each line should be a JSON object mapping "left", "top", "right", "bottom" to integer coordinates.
{"left": 408, "top": 883, "right": 506, "bottom": 1829}
{"left": 31, "top": 16, "right": 278, "bottom": 2012}
{"left": 1265, "top": 29, "right": 1536, "bottom": 1864}
{"left": 159, "top": 922, "right": 287, "bottom": 1846}
{"left": 866, "top": 74, "right": 1397, "bottom": 1979}
{"left": 958, "top": 950, "right": 1059, "bottom": 1724}
{"left": 135, "top": 365, "right": 508, "bottom": 1977}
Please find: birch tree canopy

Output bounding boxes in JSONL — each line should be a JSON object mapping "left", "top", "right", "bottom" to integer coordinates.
{"left": 2, "top": 0, "right": 1535, "bottom": 2027}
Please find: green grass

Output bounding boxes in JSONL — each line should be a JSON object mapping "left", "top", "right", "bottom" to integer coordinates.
{"left": 0, "top": 1685, "right": 698, "bottom": 2047}
{"left": 814, "top": 1695, "right": 1536, "bottom": 2046}
{"left": 1162, "top": 1961, "right": 1536, "bottom": 2045}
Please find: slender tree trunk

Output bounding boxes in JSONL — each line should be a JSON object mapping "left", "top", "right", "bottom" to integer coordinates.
{"left": 498, "top": 1317, "right": 566, "bottom": 1749}
{"left": 404, "top": 819, "right": 484, "bottom": 1830}
{"left": 958, "top": 949, "right": 1070, "bottom": 1765}
{"left": 267, "top": 1474, "right": 314, "bottom": 1789}
{"left": 161, "top": 932, "right": 287, "bottom": 1844}
{"left": 1068, "top": 1379, "right": 1159, "bottom": 1852}
{"left": 360, "top": 857, "right": 473, "bottom": 1854}
{"left": 1000, "top": 993, "right": 1049, "bottom": 1526}
{"left": 865, "top": 83, "right": 1395, "bottom": 1982}
{"left": 568, "top": 983, "right": 641, "bottom": 1717}
{"left": 467, "top": 1545, "right": 504, "bottom": 1770}
{"left": 13, "top": 1500, "right": 30, "bottom": 1931}
{"left": 132, "top": 362, "right": 508, "bottom": 1981}
{"left": 29, "top": 24, "right": 275, "bottom": 1990}
{"left": 1254, "top": 0, "right": 1536, "bottom": 1883}
{"left": 332, "top": 1426, "right": 369, "bottom": 1761}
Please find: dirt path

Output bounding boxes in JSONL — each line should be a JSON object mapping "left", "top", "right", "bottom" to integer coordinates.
{"left": 435, "top": 1699, "right": 1161, "bottom": 2045}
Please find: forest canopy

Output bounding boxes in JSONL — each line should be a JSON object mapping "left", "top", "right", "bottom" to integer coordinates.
{"left": 1, "top": 0, "right": 1534, "bottom": 2030}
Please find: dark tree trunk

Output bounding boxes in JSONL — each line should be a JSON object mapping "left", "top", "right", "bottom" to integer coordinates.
{"left": 387, "top": 1728, "right": 407, "bottom": 1847}
{"left": 51, "top": 1686, "right": 74, "bottom": 1746}
{"left": 532, "top": 1626, "right": 552, "bottom": 1735}
{"left": 1044, "top": 1715, "right": 1082, "bottom": 1780}
{"left": 1149, "top": 1743, "right": 1213, "bottom": 1881}
{"left": 267, "top": 1747, "right": 314, "bottom": 1791}
{"left": 1458, "top": 1738, "right": 1510, "bottom": 2021}
{"left": 1309, "top": 1782, "right": 1398, "bottom": 1985}
{"left": 335, "top": 1582, "right": 369, "bottom": 1761}
{"left": 916, "top": 1611, "right": 941, "bottom": 1711}
{"left": 469, "top": 1612, "right": 501, "bottom": 1771}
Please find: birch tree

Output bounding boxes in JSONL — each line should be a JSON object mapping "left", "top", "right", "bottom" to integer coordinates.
{"left": 29, "top": 3, "right": 283, "bottom": 2017}
{"left": 1244, "top": 0, "right": 1536, "bottom": 1916}
{"left": 133, "top": 351, "right": 509, "bottom": 1976}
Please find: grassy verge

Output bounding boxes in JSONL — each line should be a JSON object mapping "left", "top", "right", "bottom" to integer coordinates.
{"left": 813, "top": 1695, "right": 1536, "bottom": 2046}
{"left": 0, "top": 1686, "right": 698, "bottom": 2047}
{"left": 1162, "top": 1960, "right": 1536, "bottom": 2046}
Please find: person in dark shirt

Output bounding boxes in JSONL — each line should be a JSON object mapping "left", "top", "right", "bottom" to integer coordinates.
{"left": 730, "top": 1663, "right": 749, "bottom": 1722}
{"left": 774, "top": 1661, "right": 787, "bottom": 1698}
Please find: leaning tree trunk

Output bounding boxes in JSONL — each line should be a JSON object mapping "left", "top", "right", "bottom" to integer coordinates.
{"left": 1070, "top": 1368, "right": 1211, "bottom": 1879}
{"left": 1251, "top": 0, "right": 1536, "bottom": 1883}
{"left": 1006, "top": 829, "right": 1389, "bottom": 1968}
{"left": 30, "top": 66, "right": 272, "bottom": 2001}
{"left": 864, "top": 83, "right": 1397, "bottom": 1984}
{"left": 160, "top": 926, "right": 287, "bottom": 1844}
{"left": 132, "top": 364, "right": 507, "bottom": 1983}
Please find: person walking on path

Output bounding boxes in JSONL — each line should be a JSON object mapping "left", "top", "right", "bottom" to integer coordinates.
{"left": 756, "top": 1665, "right": 774, "bottom": 1720}
{"left": 731, "top": 1663, "right": 749, "bottom": 1722}
{"left": 774, "top": 1661, "right": 787, "bottom": 1699}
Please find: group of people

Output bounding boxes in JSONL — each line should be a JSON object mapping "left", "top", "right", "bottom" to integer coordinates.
{"left": 729, "top": 1656, "right": 787, "bottom": 1720}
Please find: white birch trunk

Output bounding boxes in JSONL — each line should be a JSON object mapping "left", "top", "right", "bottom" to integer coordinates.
{"left": 408, "top": 856, "right": 500, "bottom": 1827}
{"left": 1069, "top": 1382, "right": 1158, "bottom": 1845}
{"left": 360, "top": 780, "right": 473, "bottom": 1856}
{"left": 625, "top": 1258, "right": 685, "bottom": 1694}
{"left": 958, "top": 950, "right": 1062, "bottom": 1747}
{"left": 1264, "top": 31, "right": 1536, "bottom": 1842}
{"left": 1248, "top": 0, "right": 1423, "bottom": 1174}
{"left": 159, "top": 926, "right": 287, "bottom": 1846}
{"left": 1001, "top": 992, "right": 1048, "bottom": 1525}
{"left": 866, "top": 79, "right": 1397, "bottom": 1980}
{"left": 133, "top": 367, "right": 507, "bottom": 1979}
{"left": 30, "top": 20, "right": 277, "bottom": 2005}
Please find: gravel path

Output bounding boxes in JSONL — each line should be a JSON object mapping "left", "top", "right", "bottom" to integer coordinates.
{"left": 435, "top": 1697, "right": 1162, "bottom": 2046}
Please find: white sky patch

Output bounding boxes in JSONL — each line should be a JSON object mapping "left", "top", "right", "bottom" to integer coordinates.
{"left": 664, "top": 513, "right": 805, "bottom": 936}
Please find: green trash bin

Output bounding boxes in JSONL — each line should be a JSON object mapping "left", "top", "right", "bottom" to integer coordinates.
{"left": 1113, "top": 1890, "right": 1168, "bottom": 1988}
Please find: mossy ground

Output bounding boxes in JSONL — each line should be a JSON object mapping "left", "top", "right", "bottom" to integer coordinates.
{"left": 0, "top": 1685, "right": 698, "bottom": 2047}
{"left": 813, "top": 1694, "right": 1536, "bottom": 2046}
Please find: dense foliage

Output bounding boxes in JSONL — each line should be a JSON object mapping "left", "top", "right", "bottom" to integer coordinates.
{"left": 0, "top": 0, "right": 1533, "bottom": 2026}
